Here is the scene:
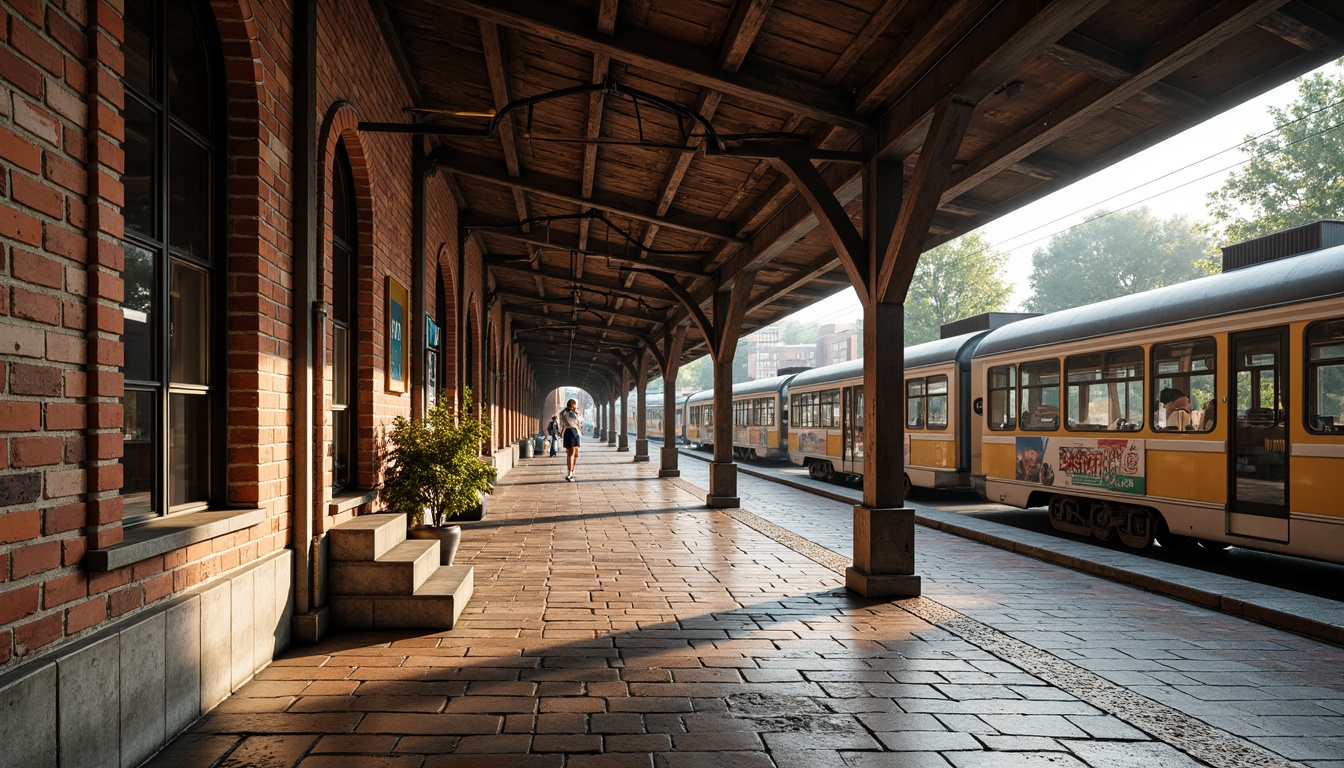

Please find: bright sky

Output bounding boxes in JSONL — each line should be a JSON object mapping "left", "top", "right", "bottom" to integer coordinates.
{"left": 782, "top": 59, "right": 1338, "bottom": 327}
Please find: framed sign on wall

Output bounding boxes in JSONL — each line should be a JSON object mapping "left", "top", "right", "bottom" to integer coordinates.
{"left": 386, "top": 276, "right": 410, "bottom": 393}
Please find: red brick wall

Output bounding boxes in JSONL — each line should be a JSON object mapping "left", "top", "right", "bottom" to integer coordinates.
{"left": 0, "top": 0, "right": 532, "bottom": 670}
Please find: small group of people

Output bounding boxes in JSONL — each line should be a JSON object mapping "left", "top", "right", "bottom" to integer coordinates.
{"left": 545, "top": 400, "right": 584, "bottom": 482}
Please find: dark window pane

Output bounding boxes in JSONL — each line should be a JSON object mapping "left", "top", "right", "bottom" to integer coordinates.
{"left": 124, "top": 0, "right": 155, "bottom": 94}
{"left": 170, "top": 260, "right": 209, "bottom": 385}
{"left": 122, "top": 388, "right": 157, "bottom": 519}
{"left": 333, "top": 243, "right": 352, "bottom": 324}
{"left": 333, "top": 325, "right": 349, "bottom": 406}
{"left": 167, "top": 1, "right": 210, "bottom": 134}
{"left": 169, "top": 392, "right": 210, "bottom": 508}
{"left": 123, "top": 95, "right": 157, "bottom": 237}
{"left": 122, "top": 241, "right": 157, "bottom": 384}
{"left": 332, "top": 409, "right": 351, "bottom": 490}
{"left": 169, "top": 127, "right": 211, "bottom": 259}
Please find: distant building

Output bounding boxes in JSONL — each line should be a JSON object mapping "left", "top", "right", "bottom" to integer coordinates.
{"left": 816, "top": 322, "right": 861, "bottom": 366}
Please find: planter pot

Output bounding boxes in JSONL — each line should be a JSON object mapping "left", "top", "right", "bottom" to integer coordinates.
{"left": 409, "top": 523, "right": 461, "bottom": 565}
{"left": 455, "top": 496, "right": 488, "bottom": 522}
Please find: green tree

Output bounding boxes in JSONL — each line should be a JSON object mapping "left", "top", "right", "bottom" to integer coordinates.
{"left": 904, "top": 231, "right": 1011, "bottom": 345}
{"left": 1025, "top": 208, "right": 1209, "bottom": 314}
{"left": 1206, "top": 66, "right": 1344, "bottom": 245}
{"left": 677, "top": 355, "right": 713, "bottom": 391}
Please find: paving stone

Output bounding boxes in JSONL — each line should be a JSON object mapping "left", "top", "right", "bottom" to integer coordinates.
{"left": 1065, "top": 741, "right": 1208, "bottom": 767}
{"left": 875, "top": 730, "right": 981, "bottom": 751}
{"left": 219, "top": 735, "right": 317, "bottom": 768}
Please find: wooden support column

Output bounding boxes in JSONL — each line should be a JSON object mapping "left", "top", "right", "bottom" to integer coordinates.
{"left": 659, "top": 326, "right": 686, "bottom": 477}
{"left": 607, "top": 396, "right": 617, "bottom": 446}
{"left": 849, "top": 98, "right": 973, "bottom": 598}
{"left": 706, "top": 272, "right": 756, "bottom": 508}
{"left": 634, "top": 351, "right": 650, "bottom": 461}
{"left": 618, "top": 372, "right": 630, "bottom": 452}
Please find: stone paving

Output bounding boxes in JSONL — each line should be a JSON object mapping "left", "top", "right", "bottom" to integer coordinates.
{"left": 145, "top": 445, "right": 1344, "bottom": 767}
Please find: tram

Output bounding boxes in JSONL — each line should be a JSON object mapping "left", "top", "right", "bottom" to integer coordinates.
{"left": 970, "top": 228, "right": 1344, "bottom": 563}
{"left": 684, "top": 374, "right": 795, "bottom": 457}
{"left": 641, "top": 391, "right": 691, "bottom": 444}
{"left": 787, "top": 332, "right": 989, "bottom": 494}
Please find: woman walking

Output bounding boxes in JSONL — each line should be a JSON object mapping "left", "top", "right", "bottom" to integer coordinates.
{"left": 558, "top": 399, "right": 584, "bottom": 481}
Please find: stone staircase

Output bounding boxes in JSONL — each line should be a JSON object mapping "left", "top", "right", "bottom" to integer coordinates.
{"left": 327, "top": 513, "right": 473, "bottom": 630}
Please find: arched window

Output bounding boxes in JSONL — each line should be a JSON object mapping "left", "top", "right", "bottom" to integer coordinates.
{"left": 330, "top": 143, "right": 358, "bottom": 491}
{"left": 120, "top": 0, "right": 223, "bottom": 520}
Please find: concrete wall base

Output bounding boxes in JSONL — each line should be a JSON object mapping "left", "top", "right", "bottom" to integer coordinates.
{"left": 0, "top": 548, "right": 294, "bottom": 768}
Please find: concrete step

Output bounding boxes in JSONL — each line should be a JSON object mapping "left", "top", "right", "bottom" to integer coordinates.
{"left": 328, "top": 539, "right": 440, "bottom": 596}
{"left": 328, "top": 512, "right": 407, "bottom": 562}
{"left": 330, "top": 565, "right": 474, "bottom": 630}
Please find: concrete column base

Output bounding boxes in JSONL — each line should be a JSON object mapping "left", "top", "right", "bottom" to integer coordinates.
{"left": 633, "top": 438, "right": 649, "bottom": 461}
{"left": 706, "top": 461, "right": 739, "bottom": 509}
{"left": 845, "top": 568, "right": 921, "bottom": 598}
{"left": 658, "top": 447, "right": 680, "bottom": 477}
{"left": 847, "top": 505, "right": 921, "bottom": 597}
{"left": 292, "top": 605, "right": 331, "bottom": 645}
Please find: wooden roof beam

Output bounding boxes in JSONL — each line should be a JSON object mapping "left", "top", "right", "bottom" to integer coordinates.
{"left": 1044, "top": 33, "right": 1209, "bottom": 115}
{"left": 487, "top": 260, "right": 674, "bottom": 304}
{"left": 436, "top": 0, "right": 869, "bottom": 132}
{"left": 470, "top": 220, "right": 708, "bottom": 278}
{"left": 855, "top": 0, "right": 997, "bottom": 114}
{"left": 823, "top": 0, "right": 913, "bottom": 85}
{"left": 436, "top": 150, "right": 740, "bottom": 243}
{"left": 938, "top": 0, "right": 1293, "bottom": 204}
{"left": 478, "top": 20, "right": 532, "bottom": 225}
{"left": 500, "top": 295, "right": 669, "bottom": 324}
{"left": 876, "top": 0, "right": 1111, "bottom": 160}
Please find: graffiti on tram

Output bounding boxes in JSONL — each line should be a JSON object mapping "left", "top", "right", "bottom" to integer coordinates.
{"left": 733, "top": 427, "right": 770, "bottom": 446}
{"left": 1015, "top": 437, "right": 1146, "bottom": 495}
{"left": 797, "top": 430, "right": 827, "bottom": 455}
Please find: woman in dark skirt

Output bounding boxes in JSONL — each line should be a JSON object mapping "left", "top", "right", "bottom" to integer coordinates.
{"left": 558, "top": 399, "right": 583, "bottom": 481}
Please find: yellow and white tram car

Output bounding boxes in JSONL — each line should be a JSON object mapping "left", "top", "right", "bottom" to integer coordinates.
{"left": 971, "top": 237, "right": 1344, "bottom": 563}
{"left": 643, "top": 391, "right": 692, "bottom": 444}
{"left": 729, "top": 374, "right": 796, "bottom": 459}
{"left": 685, "top": 388, "right": 714, "bottom": 448}
{"left": 788, "top": 332, "right": 988, "bottom": 493}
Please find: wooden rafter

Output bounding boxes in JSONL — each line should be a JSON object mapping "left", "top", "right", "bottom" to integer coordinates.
{"left": 478, "top": 20, "right": 531, "bottom": 226}
{"left": 436, "top": 151, "right": 740, "bottom": 243}
{"left": 487, "top": 261, "right": 672, "bottom": 304}
{"left": 436, "top": 0, "right": 868, "bottom": 132}
{"left": 939, "top": 0, "right": 1292, "bottom": 205}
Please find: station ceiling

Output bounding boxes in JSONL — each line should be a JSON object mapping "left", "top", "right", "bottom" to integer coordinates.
{"left": 373, "top": 0, "right": 1344, "bottom": 395}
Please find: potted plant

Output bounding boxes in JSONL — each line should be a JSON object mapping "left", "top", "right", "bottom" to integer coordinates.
{"left": 380, "top": 388, "right": 497, "bottom": 565}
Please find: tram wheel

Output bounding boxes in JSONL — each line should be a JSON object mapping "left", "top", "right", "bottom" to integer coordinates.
{"left": 1196, "top": 539, "right": 1233, "bottom": 551}
{"left": 902, "top": 474, "right": 912, "bottom": 499}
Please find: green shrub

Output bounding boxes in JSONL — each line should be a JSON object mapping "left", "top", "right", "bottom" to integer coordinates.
{"left": 380, "top": 388, "right": 496, "bottom": 527}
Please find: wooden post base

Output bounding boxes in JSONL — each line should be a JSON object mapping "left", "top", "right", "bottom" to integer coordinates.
{"left": 706, "top": 461, "right": 739, "bottom": 508}
{"left": 633, "top": 439, "right": 649, "bottom": 461}
{"left": 847, "top": 505, "right": 921, "bottom": 597}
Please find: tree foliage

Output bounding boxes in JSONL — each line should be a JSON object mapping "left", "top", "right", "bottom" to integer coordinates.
{"left": 677, "top": 355, "right": 713, "bottom": 391}
{"left": 1206, "top": 67, "right": 1344, "bottom": 245}
{"left": 903, "top": 231, "right": 1011, "bottom": 345}
{"left": 1024, "top": 208, "right": 1209, "bottom": 314}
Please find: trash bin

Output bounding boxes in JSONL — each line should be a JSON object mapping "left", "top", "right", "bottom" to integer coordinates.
{"left": 519, "top": 438, "right": 533, "bottom": 458}
{"left": 532, "top": 435, "right": 545, "bottom": 455}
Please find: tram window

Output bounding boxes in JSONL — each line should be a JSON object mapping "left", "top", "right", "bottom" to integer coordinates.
{"left": 906, "top": 378, "right": 926, "bottom": 429}
{"left": 1151, "top": 338, "right": 1216, "bottom": 432}
{"left": 1307, "top": 320, "right": 1344, "bottom": 434}
{"left": 927, "top": 375, "right": 949, "bottom": 430}
{"left": 988, "top": 365, "right": 1016, "bottom": 431}
{"left": 1065, "top": 348, "right": 1143, "bottom": 431}
{"left": 1020, "top": 360, "right": 1060, "bottom": 430}
{"left": 819, "top": 389, "right": 840, "bottom": 428}
{"left": 791, "top": 392, "right": 815, "bottom": 428}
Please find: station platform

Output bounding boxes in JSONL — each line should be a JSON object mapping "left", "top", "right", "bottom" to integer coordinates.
{"left": 148, "top": 444, "right": 1344, "bottom": 767}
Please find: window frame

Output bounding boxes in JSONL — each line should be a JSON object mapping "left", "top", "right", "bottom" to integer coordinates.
{"left": 905, "top": 377, "right": 926, "bottom": 430}
{"left": 1064, "top": 346, "right": 1144, "bottom": 432}
{"left": 987, "top": 364, "right": 1016, "bottom": 431}
{"left": 330, "top": 142, "right": 358, "bottom": 492}
{"left": 1020, "top": 359, "right": 1061, "bottom": 431}
{"left": 1151, "top": 336, "right": 1218, "bottom": 434}
{"left": 926, "top": 374, "right": 949, "bottom": 430}
{"left": 1305, "top": 320, "right": 1344, "bottom": 435}
{"left": 119, "top": 0, "right": 225, "bottom": 522}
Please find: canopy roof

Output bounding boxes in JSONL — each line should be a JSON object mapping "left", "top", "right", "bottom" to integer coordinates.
{"left": 375, "top": 0, "right": 1344, "bottom": 395}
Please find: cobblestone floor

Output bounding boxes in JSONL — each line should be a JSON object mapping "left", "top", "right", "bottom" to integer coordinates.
{"left": 148, "top": 445, "right": 1344, "bottom": 767}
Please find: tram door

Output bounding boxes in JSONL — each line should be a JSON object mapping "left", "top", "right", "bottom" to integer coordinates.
{"left": 843, "top": 386, "right": 863, "bottom": 473}
{"left": 1228, "top": 328, "right": 1289, "bottom": 541}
